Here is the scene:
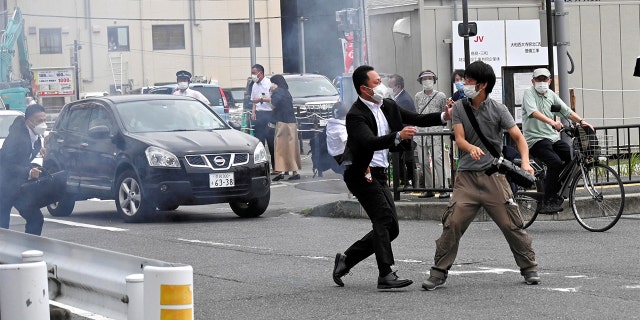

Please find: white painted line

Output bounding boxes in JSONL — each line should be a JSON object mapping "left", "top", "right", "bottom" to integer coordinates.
{"left": 546, "top": 288, "right": 578, "bottom": 293}
{"left": 49, "top": 300, "right": 115, "bottom": 320}
{"left": 448, "top": 267, "right": 519, "bottom": 275}
{"left": 177, "top": 238, "right": 272, "bottom": 251}
{"left": 565, "top": 275, "right": 588, "bottom": 278}
{"left": 10, "top": 214, "right": 128, "bottom": 231}
{"left": 625, "top": 285, "right": 640, "bottom": 289}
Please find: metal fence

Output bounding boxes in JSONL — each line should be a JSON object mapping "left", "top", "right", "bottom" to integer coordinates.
{"left": 389, "top": 124, "right": 640, "bottom": 200}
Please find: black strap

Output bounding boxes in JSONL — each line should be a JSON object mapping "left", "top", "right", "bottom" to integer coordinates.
{"left": 418, "top": 92, "right": 438, "bottom": 114}
{"left": 461, "top": 98, "right": 501, "bottom": 158}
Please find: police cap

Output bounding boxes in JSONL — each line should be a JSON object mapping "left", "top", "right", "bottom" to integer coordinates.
{"left": 176, "top": 70, "right": 192, "bottom": 80}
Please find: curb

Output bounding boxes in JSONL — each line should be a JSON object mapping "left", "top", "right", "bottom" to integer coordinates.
{"left": 307, "top": 192, "right": 639, "bottom": 222}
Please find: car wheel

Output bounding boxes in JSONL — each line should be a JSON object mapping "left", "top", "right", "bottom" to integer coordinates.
{"left": 47, "top": 194, "right": 75, "bottom": 217}
{"left": 229, "top": 189, "right": 270, "bottom": 218}
{"left": 157, "top": 203, "right": 179, "bottom": 211}
{"left": 115, "top": 170, "right": 155, "bottom": 222}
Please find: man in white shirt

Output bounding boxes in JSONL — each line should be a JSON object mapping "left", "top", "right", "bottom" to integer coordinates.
{"left": 172, "top": 70, "right": 210, "bottom": 105}
{"left": 250, "top": 64, "right": 274, "bottom": 170}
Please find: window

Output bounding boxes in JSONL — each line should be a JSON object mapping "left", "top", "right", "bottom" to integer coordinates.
{"left": 152, "top": 25, "right": 185, "bottom": 50}
{"left": 63, "top": 105, "right": 92, "bottom": 133}
{"left": 107, "top": 26, "right": 130, "bottom": 52}
{"left": 229, "top": 23, "right": 261, "bottom": 48}
{"left": 39, "top": 28, "right": 62, "bottom": 54}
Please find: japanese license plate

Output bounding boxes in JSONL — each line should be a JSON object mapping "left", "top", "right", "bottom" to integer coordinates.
{"left": 209, "top": 172, "right": 235, "bottom": 188}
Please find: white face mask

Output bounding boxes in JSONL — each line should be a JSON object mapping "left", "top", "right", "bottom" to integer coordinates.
{"left": 463, "top": 84, "right": 480, "bottom": 99}
{"left": 422, "top": 79, "right": 434, "bottom": 91}
{"left": 250, "top": 74, "right": 259, "bottom": 83}
{"left": 366, "top": 83, "right": 389, "bottom": 103}
{"left": 534, "top": 81, "right": 549, "bottom": 94}
{"left": 33, "top": 122, "right": 47, "bottom": 136}
{"left": 177, "top": 82, "right": 189, "bottom": 90}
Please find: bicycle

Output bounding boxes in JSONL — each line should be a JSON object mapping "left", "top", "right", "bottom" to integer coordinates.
{"left": 513, "top": 114, "right": 625, "bottom": 232}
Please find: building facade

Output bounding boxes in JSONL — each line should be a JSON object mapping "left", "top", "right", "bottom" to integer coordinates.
{"left": 366, "top": 0, "right": 640, "bottom": 127}
{"left": 2, "top": 0, "right": 283, "bottom": 106}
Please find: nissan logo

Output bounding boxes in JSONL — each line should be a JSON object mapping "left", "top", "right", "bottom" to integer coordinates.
{"left": 213, "top": 156, "right": 226, "bottom": 166}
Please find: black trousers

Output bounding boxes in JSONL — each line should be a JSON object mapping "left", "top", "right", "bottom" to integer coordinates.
{"left": 342, "top": 166, "right": 398, "bottom": 277}
{"left": 529, "top": 138, "right": 572, "bottom": 202}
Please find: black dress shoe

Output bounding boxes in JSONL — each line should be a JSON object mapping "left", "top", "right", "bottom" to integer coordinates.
{"left": 332, "top": 253, "right": 350, "bottom": 286}
{"left": 377, "top": 271, "right": 413, "bottom": 289}
{"left": 272, "top": 174, "right": 285, "bottom": 181}
{"left": 287, "top": 174, "right": 300, "bottom": 180}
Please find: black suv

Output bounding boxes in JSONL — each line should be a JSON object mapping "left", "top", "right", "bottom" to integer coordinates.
{"left": 44, "top": 95, "right": 270, "bottom": 222}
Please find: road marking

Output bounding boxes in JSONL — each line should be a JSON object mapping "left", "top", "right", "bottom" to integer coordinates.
{"left": 625, "top": 285, "right": 640, "bottom": 289}
{"left": 448, "top": 267, "right": 519, "bottom": 275}
{"left": 10, "top": 214, "right": 128, "bottom": 231}
{"left": 546, "top": 287, "right": 578, "bottom": 293}
{"left": 49, "top": 300, "right": 115, "bottom": 320}
{"left": 177, "top": 238, "right": 272, "bottom": 251}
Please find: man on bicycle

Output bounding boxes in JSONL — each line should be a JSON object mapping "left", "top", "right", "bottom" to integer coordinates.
{"left": 521, "top": 68, "right": 594, "bottom": 214}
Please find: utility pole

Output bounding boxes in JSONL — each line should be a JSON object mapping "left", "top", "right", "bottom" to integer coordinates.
{"left": 299, "top": 16, "right": 306, "bottom": 73}
{"left": 462, "top": 0, "right": 470, "bottom": 67}
{"left": 554, "top": 0, "right": 570, "bottom": 103}
{"left": 73, "top": 40, "right": 80, "bottom": 100}
{"left": 249, "top": 0, "right": 256, "bottom": 66}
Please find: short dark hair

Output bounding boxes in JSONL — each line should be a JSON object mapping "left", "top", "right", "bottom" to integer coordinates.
{"left": 464, "top": 61, "right": 495, "bottom": 94}
{"left": 25, "top": 104, "right": 46, "bottom": 119}
{"left": 251, "top": 64, "right": 264, "bottom": 73}
{"left": 451, "top": 69, "right": 465, "bottom": 83}
{"left": 352, "top": 65, "right": 374, "bottom": 95}
{"left": 390, "top": 74, "right": 405, "bottom": 89}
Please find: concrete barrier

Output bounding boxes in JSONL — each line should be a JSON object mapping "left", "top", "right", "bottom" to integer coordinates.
{"left": 0, "top": 228, "right": 187, "bottom": 319}
{"left": 0, "top": 250, "right": 49, "bottom": 320}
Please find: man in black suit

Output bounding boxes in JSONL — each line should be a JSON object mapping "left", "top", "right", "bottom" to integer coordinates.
{"left": 333, "top": 65, "right": 452, "bottom": 289}
{"left": 389, "top": 74, "right": 417, "bottom": 186}
{"left": 0, "top": 104, "right": 48, "bottom": 235}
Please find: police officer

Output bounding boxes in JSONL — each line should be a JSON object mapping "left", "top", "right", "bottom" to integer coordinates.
{"left": 173, "top": 70, "right": 210, "bottom": 105}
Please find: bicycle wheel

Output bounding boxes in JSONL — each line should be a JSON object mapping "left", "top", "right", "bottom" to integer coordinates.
{"left": 514, "top": 191, "right": 543, "bottom": 229}
{"left": 569, "top": 163, "right": 625, "bottom": 232}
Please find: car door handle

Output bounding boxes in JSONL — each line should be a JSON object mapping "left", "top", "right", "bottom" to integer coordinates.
{"left": 81, "top": 142, "right": 89, "bottom": 147}
{"left": 57, "top": 139, "right": 64, "bottom": 143}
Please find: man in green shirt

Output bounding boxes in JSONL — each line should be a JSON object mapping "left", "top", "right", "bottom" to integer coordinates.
{"left": 521, "top": 68, "right": 593, "bottom": 214}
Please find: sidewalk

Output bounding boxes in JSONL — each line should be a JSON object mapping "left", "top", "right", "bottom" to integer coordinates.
{"left": 279, "top": 143, "right": 639, "bottom": 221}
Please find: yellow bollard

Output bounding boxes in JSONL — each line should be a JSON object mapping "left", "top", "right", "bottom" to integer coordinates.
{"left": 143, "top": 265, "right": 193, "bottom": 320}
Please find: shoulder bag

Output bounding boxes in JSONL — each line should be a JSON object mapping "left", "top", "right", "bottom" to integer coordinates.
{"left": 461, "top": 99, "right": 535, "bottom": 188}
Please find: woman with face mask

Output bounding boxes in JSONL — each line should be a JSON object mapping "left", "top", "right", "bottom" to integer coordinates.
{"left": 0, "top": 104, "right": 49, "bottom": 235}
{"left": 414, "top": 70, "right": 450, "bottom": 199}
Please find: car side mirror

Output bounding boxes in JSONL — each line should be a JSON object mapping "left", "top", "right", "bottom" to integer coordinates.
{"left": 550, "top": 104, "right": 561, "bottom": 112}
{"left": 88, "top": 125, "right": 111, "bottom": 139}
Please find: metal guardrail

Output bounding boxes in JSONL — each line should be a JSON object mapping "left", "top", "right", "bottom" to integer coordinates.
{"left": 0, "top": 228, "right": 181, "bottom": 319}
{"left": 390, "top": 124, "right": 640, "bottom": 200}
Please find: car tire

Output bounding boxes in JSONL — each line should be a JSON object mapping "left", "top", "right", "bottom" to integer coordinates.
{"left": 47, "top": 194, "right": 75, "bottom": 217}
{"left": 229, "top": 189, "right": 270, "bottom": 218}
{"left": 157, "top": 203, "right": 179, "bottom": 211}
{"left": 115, "top": 170, "right": 155, "bottom": 222}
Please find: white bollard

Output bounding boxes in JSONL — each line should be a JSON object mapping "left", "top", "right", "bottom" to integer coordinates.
{"left": 0, "top": 250, "right": 50, "bottom": 320}
{"left": 126, "top": 273, "right": 144, "bottom": 320}
{"left": 143, "top": 265, "right": 193, "bottom": 320}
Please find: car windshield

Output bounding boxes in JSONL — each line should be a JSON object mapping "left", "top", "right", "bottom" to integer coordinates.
{"left": 0, "top": 114, "right": 19, "bottom": 138}
{"left": 115, "top": 100, "right": 228, "bottom": 133}
{"left": 286, "top": 77, "right": 339, "bottom": 99}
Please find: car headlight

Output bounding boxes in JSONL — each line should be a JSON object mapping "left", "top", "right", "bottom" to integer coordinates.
{"left": 253, "top": 142, "right": 267, "bottom": 164}
{"left": 145, "top": 146, "right": 180, "bottom": 168}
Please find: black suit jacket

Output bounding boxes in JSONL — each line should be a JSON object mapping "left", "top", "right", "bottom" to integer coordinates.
{"left": 0, "top": 116, "right": 38, "bottom": 199}
{"left": 342, "top": 97, "right": 444, "bottom": 176}
{"left": 394, "top": 90, "right": 416, "bottom": 113}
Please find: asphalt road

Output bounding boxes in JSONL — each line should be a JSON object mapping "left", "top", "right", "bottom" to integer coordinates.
{"left": 4, "top": 153, "right": 640, "bottom": 319}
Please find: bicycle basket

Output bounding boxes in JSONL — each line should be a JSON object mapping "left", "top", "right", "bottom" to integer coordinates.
{"left": 573, "top": 126, "right": 603, "bottom": 158}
